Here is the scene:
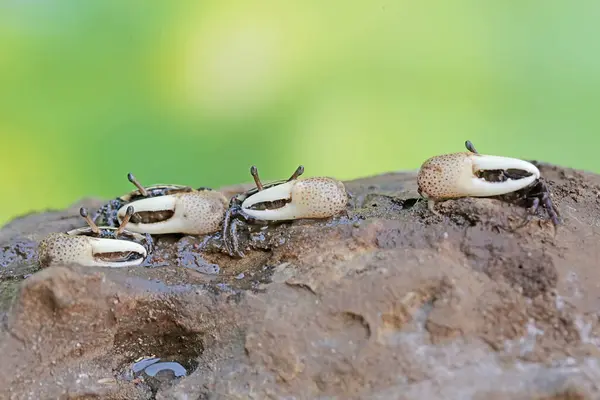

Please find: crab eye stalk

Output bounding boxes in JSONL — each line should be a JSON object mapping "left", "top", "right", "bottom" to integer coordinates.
{"left": 80, "top": 207, "right": 100, "bottom": 234}
{"left": 287, "top": 165, "right": 304, "bottom": 181}
{"left": 38, "top": 232, "right": 148, "bottom": 268}
{"left": 115, "top": 205, "right": 135, "bottom": 236}
{"left": 465, "top": 140, "right": 478, "bottom": 154}
{"left": 250, "top": 165, "right": 263, "bottom": 191}
{"left": 115, "top": 190, "right": 228, "bottom": 235}
{"left": 127, "top": 172, "right": 148, "bottom": 197}
{"left": 250, "top": 164, "right": 305, "bottom": 192}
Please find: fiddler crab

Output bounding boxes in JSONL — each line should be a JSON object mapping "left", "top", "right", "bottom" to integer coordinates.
{"left": 417, "top": 140, "right": 560, "bottom": 225}
{"left": 93, "top": 173, "right": 229, "bottom": 236}
{"left": 221, "top": 165, "right": 349, "bottom": 257}
{"left": 38, "top": 206, "right": 153, "bottom": 268}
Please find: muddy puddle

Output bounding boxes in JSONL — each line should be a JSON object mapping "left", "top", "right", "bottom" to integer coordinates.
{"left": 113, "top": 329, "right": 203, "bottom": 396}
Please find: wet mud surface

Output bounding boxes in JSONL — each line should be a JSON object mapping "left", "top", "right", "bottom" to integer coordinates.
{"left": 1, "top": 164, "right": 600, "bottom": 399}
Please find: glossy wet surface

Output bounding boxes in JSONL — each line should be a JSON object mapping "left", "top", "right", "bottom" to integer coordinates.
{"left": 0, "top": 238, "right": 38, "bottom": 279}
{"left": 121, "top": 356, "right": 192, "bottom": 395}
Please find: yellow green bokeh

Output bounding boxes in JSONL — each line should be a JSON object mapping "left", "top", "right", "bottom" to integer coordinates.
{"left": 1, "top": 1, "right": 600, "bottom": 225}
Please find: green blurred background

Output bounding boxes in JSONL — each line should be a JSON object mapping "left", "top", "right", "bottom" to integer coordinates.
{"left": 1, "top": 1, "right": 599, "bottom": 226}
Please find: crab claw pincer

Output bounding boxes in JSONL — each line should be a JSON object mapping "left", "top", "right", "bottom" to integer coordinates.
{"left": 240, "top": 177, "right": 348, "bottom": 221}
{"left": 116, "top": 190, "right": 228, "bottom": 235}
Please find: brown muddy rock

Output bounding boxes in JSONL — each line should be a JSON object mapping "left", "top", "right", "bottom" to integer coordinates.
{"left": 1, "top": 163, "right": 600, "bottom": 399}
{"left": 1, "top": 264, "right": 239, "bottom": 399}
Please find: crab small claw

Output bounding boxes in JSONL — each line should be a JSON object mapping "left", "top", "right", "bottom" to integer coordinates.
{"left": 116, "top": 191, "right": 228, "bottom": 235}
{"left": 241, "top": 177, "right": 348, "bottom": 221}
{"left": 418, "top": 152, "right": 540, "bottom": 200}
{"left": 38, "top": 233, "right": 147, "bottom": 268}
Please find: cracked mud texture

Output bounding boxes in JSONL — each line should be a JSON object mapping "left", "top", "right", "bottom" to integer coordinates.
{"left": 1, "top": 163, "right": 600, "bottom": 399}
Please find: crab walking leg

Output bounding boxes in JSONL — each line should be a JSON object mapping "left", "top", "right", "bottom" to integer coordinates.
{"left": 222, "top": 207, "right": 247, "bottom": 256}
{"left": 230, "top": 218, "right": 245, "bottom": 258}
{"left": 221, "top": 209, "right": 234, "bottom": 255}
{"left": 427, "top": 199, "right": 441, "bottom": 216}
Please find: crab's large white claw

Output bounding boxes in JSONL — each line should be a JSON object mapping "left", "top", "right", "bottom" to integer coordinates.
{"left": 118, "top": 195, "right": 181, "bottom": 234}
{"left": 418, "top": 152, "right": 540, "bottom": 199}
{"left": 471, "top": 154, "right": 540, "bottom": 178}
{"left": 241, "top": 181, "right": 294, "bottom": 211}
{"left": 38, "top": 233, "right": 147, "bottom": 268}
{"left": 462, "top": 154, "right": 540, "bottom": 197}
{"left": 88, "top": 237, "right": 147, "bottom": 267}
{"left": 241, "top": 177, "right": 348, "bottom": 221}
{"left": 117, "top": 191, "right": 228, "bottom": 235}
